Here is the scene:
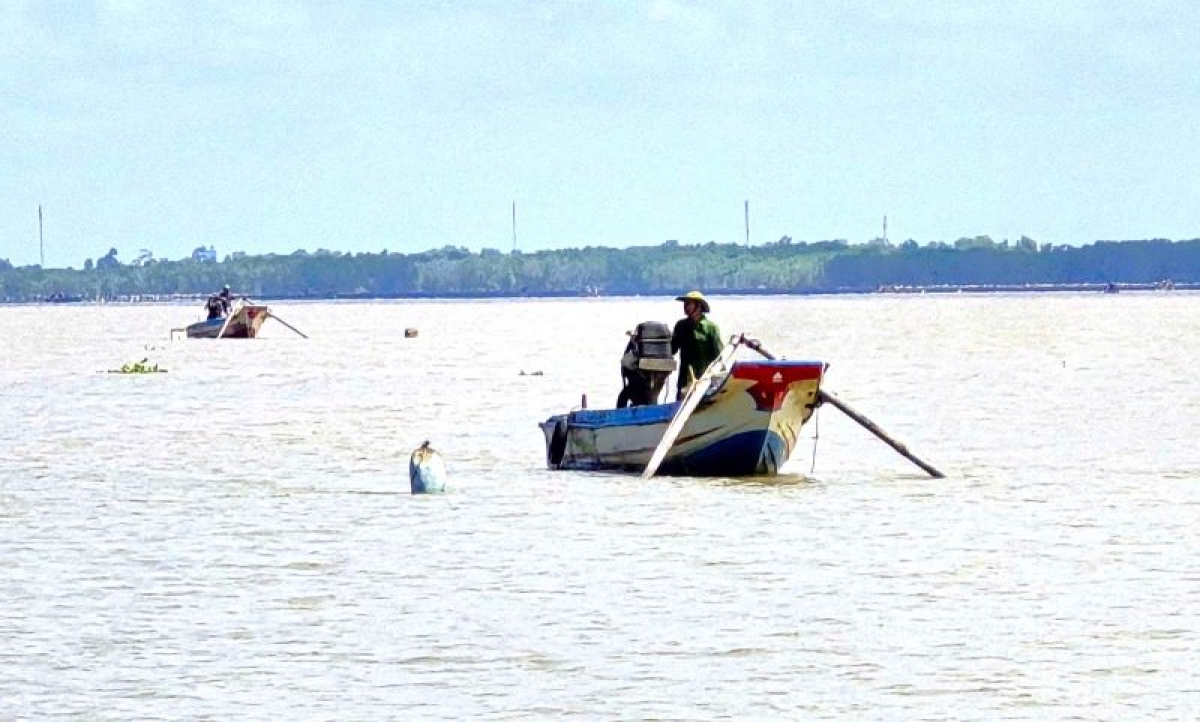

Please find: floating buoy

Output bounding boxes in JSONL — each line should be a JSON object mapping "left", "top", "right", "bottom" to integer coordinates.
{"left": 404, "top": 328, "right": 419, "bottom": 338}
{"left": 408, "top": 440, "right": 447, "bottom": 494}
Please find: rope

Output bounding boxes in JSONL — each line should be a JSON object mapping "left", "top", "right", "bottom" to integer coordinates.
{"left": 808, "top": 403, "right": 821, "bottom": 475}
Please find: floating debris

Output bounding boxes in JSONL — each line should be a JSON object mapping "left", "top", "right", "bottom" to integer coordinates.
{"left": 108, "top": 357, "right": 166, "bottom": 374}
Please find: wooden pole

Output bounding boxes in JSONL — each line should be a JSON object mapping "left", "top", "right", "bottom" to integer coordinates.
{"left": 267, "top": 312, "right": 308, "bottom": 339}
{"left": 642, "top": 337, "right": 742, "bottom": 479}
{"left": 741, "top": 337, "right": 945, "bottom": 479}
{"left": 816, "top": 390, "right": 944, "bottom": 478}
{"left": 215, "top": 306, "right": 236, "bottom": 339}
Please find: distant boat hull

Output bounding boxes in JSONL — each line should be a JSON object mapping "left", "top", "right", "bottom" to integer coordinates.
{"left": 45, "top": 292, "right": 85, "bottom": 303}
{"left": 539, "top": 360, "right": 826, "bottom": 477}
{"left": 185, "top": 304, "right": 270, "bottom": 339}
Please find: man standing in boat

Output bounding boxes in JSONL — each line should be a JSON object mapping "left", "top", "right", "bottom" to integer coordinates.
{"left": 671, "top": 291, "right": 723, "bottom": 400}
{"left": 204, "top": 293, "right": 225, "bottom": 320}
{"left": 217, "top": 284, "right": 235, "bottom": 314}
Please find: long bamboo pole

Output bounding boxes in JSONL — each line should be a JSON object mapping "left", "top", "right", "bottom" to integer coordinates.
{"left": 741, "top": 338, "right": 945, "bottom": 478}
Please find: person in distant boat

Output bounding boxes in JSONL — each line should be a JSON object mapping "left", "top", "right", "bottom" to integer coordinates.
{"left": 670, "top": 291, "right": 723, "bottom": 400}
{"left": 217, "top": 284, "right": 235, "bottom": 314}
{"left": 204, "top": 293, "right": 225, "bottom": 320}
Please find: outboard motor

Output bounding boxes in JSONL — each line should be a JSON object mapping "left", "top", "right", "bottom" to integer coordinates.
{"left": 617, "top": 321, "right": 677, "bottom": 407}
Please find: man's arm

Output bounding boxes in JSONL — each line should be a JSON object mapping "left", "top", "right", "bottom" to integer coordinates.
{"left": 705, "top": 321, "right": 724, "bottom": 357}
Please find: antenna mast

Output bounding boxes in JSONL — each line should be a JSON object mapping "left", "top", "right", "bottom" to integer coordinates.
{"left": 512, "top": 201, "right": 517, "bottom": 251}
{"left": 744, "top": 200, "right": 750, "bottom": 247}
{"left": 39, "top": 205, "right": 44, "bottom": 267}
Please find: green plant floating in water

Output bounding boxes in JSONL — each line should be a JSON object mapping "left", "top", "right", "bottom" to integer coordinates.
{"left": 109, "top": 357, "right": 167, "bottom": 374}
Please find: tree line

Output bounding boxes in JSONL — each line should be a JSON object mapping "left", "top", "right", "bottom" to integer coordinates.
{"left": 2, "top": 236, "right": 1197, "bottom": 302}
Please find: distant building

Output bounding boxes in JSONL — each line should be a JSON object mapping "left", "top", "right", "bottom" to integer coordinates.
{"left": 192, "top": 245, "right": 217, "bottom": 263}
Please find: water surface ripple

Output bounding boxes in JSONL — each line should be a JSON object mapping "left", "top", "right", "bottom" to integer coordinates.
{"left": 2, "top": 294, "right": 1197, "bottom": 720}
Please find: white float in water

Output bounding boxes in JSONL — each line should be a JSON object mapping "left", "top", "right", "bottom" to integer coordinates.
{"left": 409, "top": 440, "right": 447, "bottom": 494}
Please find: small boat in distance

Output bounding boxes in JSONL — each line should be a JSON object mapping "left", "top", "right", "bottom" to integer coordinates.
{"left": 181, "top": 302, "right": 272, "bottom": 339}
{"left": 45, "top": 292, "right": 85, "bottom": 303}
{"left": 172, "top": 298, "right": 308, "bottom": 340}
{"left": 540, "top": 356, "right": 827, "bottom": 477}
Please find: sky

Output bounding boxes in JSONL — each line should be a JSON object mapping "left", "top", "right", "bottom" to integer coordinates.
{"left": 3, "top": 0, "right": 1200, "bottom": 268}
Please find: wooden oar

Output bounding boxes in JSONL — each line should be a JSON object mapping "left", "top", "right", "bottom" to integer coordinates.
{"left": 641, "top": 336, "right": 743, "bottom": 479}
{"left": 742, "top": 338, "right": 945, "bottom": 479}
{"left": 815, "top": 390, "right": 945, "bottom": 478}
{"left": 237, "top": 296, "right": 307, "bottom": 339}
{"left": 267, "top": 312, "right": 308, "bottom": 339}
{"left": 214, "top": 302, "right": 237, "bottom": 339}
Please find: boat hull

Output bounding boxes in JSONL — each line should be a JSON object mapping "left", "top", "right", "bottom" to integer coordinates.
{"left": 185, "top": 305, "right": 270, "bottom": 339}
{"left": 540, "top": 360, "right": 825, "bottom": 477}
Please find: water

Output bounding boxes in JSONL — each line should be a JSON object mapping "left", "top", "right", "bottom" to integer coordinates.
{"left": 2, "top": 293, "right": 1198, "bottom": 720}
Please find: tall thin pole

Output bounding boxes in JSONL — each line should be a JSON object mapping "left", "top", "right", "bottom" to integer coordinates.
{"left": 39, "top": 205, "right": 44, "bottom": 267}
{"left": 744, "top": 200, "right": 749, "bottom": 247}
{"left": 512, "top": 201, "right": 517, "bottom": 251}
{"left": 883, "top": 214, "right": 888, "bottom": 243}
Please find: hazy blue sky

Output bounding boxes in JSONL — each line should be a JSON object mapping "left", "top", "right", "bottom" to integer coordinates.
{"left": 3, "top": 0, "right": 1199, "bottom": 267}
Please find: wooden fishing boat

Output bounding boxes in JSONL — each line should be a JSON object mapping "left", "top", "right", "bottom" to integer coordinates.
{"left": 182, "top": 303, "right": 271, "bottom": 339}
{"left": 172, "top": 299, "right": 309, "bottom": 341}
{"left": 540, "top": 359, "right": 827, "bottom": 477}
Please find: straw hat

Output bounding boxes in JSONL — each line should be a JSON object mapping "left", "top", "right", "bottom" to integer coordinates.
{"left": 675, "top": 290, "right": 710, "bottom": 313}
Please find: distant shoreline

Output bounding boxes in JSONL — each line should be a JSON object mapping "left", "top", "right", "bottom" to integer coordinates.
{"left": 4, "top": 280, "right": 1194, "bottom": 305}
{"left": 870, "top": 280, "right": 1191, "bottom": 294}
{"left": 6, "top": 238, "right": 1198, "bottom": 304}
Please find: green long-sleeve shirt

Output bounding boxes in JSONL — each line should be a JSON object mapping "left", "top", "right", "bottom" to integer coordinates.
{"left": 671, "top": 315, "right": 723, "bottom": 393}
